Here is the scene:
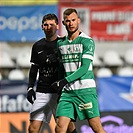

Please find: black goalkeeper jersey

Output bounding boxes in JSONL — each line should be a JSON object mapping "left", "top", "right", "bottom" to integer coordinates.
{"left": 29, "top": 37, "right": 59, "bottom": 93}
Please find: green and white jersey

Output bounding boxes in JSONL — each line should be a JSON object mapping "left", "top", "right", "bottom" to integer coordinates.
{"left": 58, "top": 32, "right": 96, "bottom": 96}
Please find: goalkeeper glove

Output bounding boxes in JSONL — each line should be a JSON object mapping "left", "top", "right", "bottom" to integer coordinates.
{"left": 49, "top": 78, "right": 68, "bottom": 93}
{"left": 27, "top": 88, "right": 36, "bottom": 104}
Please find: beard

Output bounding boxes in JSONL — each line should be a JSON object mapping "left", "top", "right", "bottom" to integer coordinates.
{"left": 67, "top": 26, "right": 78, "bottom": 34}
{"left": 45, "top": 31, "right": 54, "bottom": 38}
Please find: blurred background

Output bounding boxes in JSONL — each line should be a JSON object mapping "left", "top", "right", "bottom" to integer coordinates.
{"left": 0, "top": 0, "right": 133, "bottom": 133}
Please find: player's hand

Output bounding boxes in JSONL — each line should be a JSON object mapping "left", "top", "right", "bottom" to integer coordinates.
{"left": 27, "top": 88, "right": 36, "bottom": 104}
{"left": 46, "top": 54, "right": 58, "bottom": 63}
{"left": 49, "top": 78, "right": 68, "bottom": 93}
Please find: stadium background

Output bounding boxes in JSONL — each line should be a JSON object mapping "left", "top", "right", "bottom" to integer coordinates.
{"left": 0, "top": 0, "right": 133, "bottom": 133}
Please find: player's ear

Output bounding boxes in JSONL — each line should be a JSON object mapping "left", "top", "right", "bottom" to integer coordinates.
{"left": 62, "top": 21, "right": 65, "bottom": 25}
{"left": 57, "top": 24, "right": 59, "bottom": 30}
{"left": 78, "top": 18, "right": 80, "bottom": 24}
{"left": 41, "top": 24, "right": 43, "bottom": 30}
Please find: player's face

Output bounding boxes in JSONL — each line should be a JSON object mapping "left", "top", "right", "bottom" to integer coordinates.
{"left": 42, "top": 20, "right": 59, "bottom": 38}
{"left": 63, "top": 12, "right": 80, "bottom": 34}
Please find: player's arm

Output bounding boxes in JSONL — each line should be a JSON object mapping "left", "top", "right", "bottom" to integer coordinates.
{"left": 66, "top": 38, "right": 95, "bottom": 82}
{"left": 58, "top": 49, "right": 65, "bottom": 80}
{"left": 66, "top": 58, "right": 92, "bottom": 82}
{"left": 28, "top": 64, "right": 38, "bottom": 88}
{"left": 27, "top": 44, "right": 38, "bottom": 104}
{"left": 27, "top": 64, "right": 38, "bottom": 104}
{"left": 49, "top": 57, "right": 92, "bottom": 93}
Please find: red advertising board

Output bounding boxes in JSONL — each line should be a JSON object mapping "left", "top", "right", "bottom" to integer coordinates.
{"left": 59, "top": 4, "right": 133, "bottom": 41}
{"left": 59, "top": 0, "right": 133, "bottom": 3}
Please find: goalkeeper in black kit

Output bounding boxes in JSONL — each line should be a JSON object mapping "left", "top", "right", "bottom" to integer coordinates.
{"left": 26, "top": 14, "right": 77, "bottom": 133}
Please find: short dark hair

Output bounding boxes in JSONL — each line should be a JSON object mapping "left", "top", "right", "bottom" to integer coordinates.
{"left": 63, "top": 8, "right": 78, "bottom": 19}
{"left": 42, "top": 14, "right": 58, "bottom": 24}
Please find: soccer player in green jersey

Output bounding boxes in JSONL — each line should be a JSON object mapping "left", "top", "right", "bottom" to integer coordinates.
{"left": 50, "top": 8, "right": 106, "bottom": 133}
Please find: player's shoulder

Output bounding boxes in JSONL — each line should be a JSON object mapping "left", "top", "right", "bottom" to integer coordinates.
{"left": 33, "top": 38, "right": 45, "bottom": 46}
{"left": 57, "top": 35, "right": 66, "bottom": 42}
{"left": 79, "top": 32, "right": 92, "bottom": 39}
{"left": 79, "top": 32, "right": 94, "bottom": 44}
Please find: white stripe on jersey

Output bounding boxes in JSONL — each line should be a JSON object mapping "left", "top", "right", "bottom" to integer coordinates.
{"left": 63, "top": 61, "right": 92, "bottom": 72}
{"left": 63, "top": 79, "right": 96, "bottom": 91}
{"left": 63, "top": 62, "right": 81, "bottom": 72}
{"left": 82, "top": 54, "right": 94, "bottom": 60}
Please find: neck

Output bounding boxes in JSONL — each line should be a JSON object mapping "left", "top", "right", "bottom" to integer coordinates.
{"left": 68, "top": 30, "right": 80, "bottom": 40}
{"left": 46, "top": 34, "right": 57, "bottom": 41}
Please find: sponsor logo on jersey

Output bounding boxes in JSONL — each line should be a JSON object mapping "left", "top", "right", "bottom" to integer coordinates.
{"left": 62, "top": 54, "right": 79, "bottom": 60}
{"left": 59, "top": 44, "right": 83, "bottom": 54}
{"left": 38, "top": 50, "right": 43, "bottom": 54}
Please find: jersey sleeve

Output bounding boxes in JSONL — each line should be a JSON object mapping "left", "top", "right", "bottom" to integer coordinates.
{"left": 82, "top": 38, "right": 95, "bottom": 61}
{"left": 30, "top": 43, "right": 39, "bottom": 65}
{"left": 66, "top": 38, "right": 95, "bottom": 83}
{"left": 57, "top": 42, "right": 65, "bottom": 80}
{"left": 28, "top": 64, "right": 38, "bottom": 88}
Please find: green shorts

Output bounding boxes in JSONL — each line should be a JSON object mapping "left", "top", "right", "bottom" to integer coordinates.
{"left": 56, "top": 92, "right": 100, "bottom": 121}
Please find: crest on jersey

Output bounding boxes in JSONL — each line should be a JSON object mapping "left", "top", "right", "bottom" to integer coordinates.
{"left": 88, "top": 44, "right": 94, "bottom": 52}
